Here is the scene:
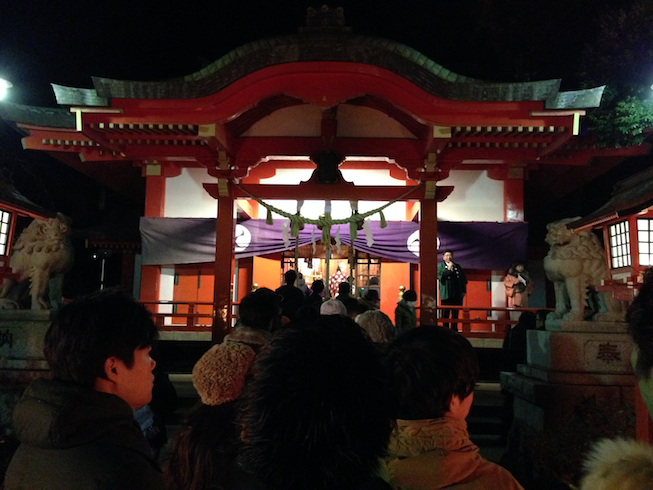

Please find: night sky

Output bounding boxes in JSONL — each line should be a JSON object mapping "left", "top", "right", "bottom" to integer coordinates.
{"left": 0, "top": 0, "right": 639, "bottom": 106}
{"left": 0, "top": 0, "right": 649, "bottom": 226}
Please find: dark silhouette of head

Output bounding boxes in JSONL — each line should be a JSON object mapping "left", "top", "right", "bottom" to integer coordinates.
{"left": 364, "top": 289, "right": 379, "bottom": 302}
{"left": 311, "top": 279, "right": 325, "bottom": 294}
{"left": 284, "top": 270, "right": 297, "bottom": 286}
{"left": 239, "top": 316, "right": 394, "bottom": 490}
{"left": 384, "top": 325, "right": 479, "bottom": 419}
{"left": 238, "top": 288, "right": 281, "bottom": 331}
{"left": 402, "top": 289, "right": 417, "bottom": 302}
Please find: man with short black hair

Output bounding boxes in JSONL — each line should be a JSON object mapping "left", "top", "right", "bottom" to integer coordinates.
{"left": 5, "top": 289, "right": 164, "bottom": 490}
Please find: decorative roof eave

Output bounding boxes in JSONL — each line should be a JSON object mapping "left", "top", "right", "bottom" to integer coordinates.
{"left": 0, "top": 102, "right": 75, "bottom": 129}
{"left": 568, "top": 164, "right": 653, "bottom": 231}
{"left": 545, "top": 86, "right": 605, "bottom": 110}
{"left": 79, "top": 33, "right": 599, "bottom": 107}
{"left": 51, "top": 84, "right": 108, "bottom": 107}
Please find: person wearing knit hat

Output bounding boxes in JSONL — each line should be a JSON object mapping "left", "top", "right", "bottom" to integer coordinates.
{"left": 164, "top": 341, "right": 261, "bottom": 490}
{"left": 192, "top": 341, "right": 256, "bottom": 406}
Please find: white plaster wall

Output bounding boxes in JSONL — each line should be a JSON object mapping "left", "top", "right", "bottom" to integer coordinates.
{"left": 260, "top": 168, "right": 407, "bottom": 220}
{"left": 336, "top": 105, "right": 416, "bottom": 138}
{"left": 491, "top": 272, "right": 507, "bottom": 314}
{"left": 437, "top": 170, "right": 504, "bottom": 222}
{"left": 165, "top": 168, "right": 218, "bottom": 218}
{"left": 243, "top": 105, "right": 322, "bottom": 137}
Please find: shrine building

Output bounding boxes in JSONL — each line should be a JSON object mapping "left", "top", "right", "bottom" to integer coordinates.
{"left": 0, "top": 7, "right": 644, "bottom": 340}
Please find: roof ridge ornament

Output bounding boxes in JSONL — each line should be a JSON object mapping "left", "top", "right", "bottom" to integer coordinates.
{"left": 300, "top": 5, "right": 351, "bottom": 33}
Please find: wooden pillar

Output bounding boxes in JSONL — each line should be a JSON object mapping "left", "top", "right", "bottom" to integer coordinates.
{"left": 140, "top": 175, "right": 165, "bottom": 303}
{"left": 420, "top": 199, "right": 438, "bottom": 325}
{"left": 212, "top": 183, "right": 236, "bottom": 344}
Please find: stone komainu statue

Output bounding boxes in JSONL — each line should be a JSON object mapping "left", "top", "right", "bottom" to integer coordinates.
{"left": 0, "top": 213, "right": 74, "bottom": 309}
{"left": 543, "top": 217, "right": 623, "bottom": 322}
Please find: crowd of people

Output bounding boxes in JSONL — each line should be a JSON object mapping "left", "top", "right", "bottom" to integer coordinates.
{"left": 3, "top": 278, "right": 522, "bottom": 490}
{"left": 5, "top": 262, "right": 653, "bottom": 489}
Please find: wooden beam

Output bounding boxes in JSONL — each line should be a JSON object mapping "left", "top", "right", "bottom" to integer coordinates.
{"left": 204, "top": 182, "right": 454, "bottom": 203}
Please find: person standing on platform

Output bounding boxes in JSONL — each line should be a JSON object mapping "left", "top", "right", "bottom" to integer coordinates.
{"left": 437, "top": 250, "right": 467, "bottom": 331}
{"left": 503, "top": 262, "right": 533, "bottom": 308}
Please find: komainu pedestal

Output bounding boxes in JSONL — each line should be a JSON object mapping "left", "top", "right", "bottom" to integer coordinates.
{"left": 500, "top": 319, "right": 635, "bottom": 487}
{"left": 0, "top": 310, "right": 52, "bottom": 447}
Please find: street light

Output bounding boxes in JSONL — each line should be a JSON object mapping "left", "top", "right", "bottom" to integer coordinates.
{"left": 0, "top": 78, "right": 12, "bottom": 101}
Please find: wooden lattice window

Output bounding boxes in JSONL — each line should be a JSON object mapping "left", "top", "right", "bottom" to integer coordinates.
{"left": 356, "top": 255, "right": 380, "bottom": 297}
{"left": 0, "top": 210, "right": 11, "bottom": 256}
{"left": 637, "top": 218, "right": 653, "bottom": 266}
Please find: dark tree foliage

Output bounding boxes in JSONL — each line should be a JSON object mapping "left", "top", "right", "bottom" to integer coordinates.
{"left": 579, "top": 0, "right": 653, "bottom": 146}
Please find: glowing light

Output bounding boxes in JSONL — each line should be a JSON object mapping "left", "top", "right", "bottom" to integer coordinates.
{"left": 0, "top": 79, "right": 12, "bottom": 101}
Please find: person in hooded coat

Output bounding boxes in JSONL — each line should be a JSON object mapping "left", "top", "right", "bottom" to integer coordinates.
{"left": 5, "top": 289, "right": 164, "bottom": 490}
{"left": 394, "top": 289, "right": 417, "bottom": 332}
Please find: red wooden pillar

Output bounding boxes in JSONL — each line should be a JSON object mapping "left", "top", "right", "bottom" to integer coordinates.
{"left": 140, "top": 175, "right": 165, "bottom": 303}
{"left": 212, "top": 182, "right": 236, "bottom": 344}
{"left": 420, "top": 198, "right": 438, "bottom": 325}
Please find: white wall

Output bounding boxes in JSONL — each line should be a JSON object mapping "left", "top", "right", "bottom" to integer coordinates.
{"left": 162, "top": 167, "right": 505, "bottom": 223}
{"left": 165, "top": 168, "right": 218, "bottom": 218}
{"left": 437, "top": 170, "right": 504, "bottom": 222}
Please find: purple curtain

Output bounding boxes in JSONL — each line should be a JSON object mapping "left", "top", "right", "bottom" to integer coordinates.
{"left": 140, "top": 217, "right": 527, "bottom": 270}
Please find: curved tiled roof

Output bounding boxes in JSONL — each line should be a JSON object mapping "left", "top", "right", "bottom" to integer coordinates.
{"left": 86, "top": 32, "right": 594, "bottom": 107}
{"left": 0, "top": 102, "right": 74, "bottom": 129}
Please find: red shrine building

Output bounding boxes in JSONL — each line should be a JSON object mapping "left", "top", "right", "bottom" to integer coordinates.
{"left": 0, "top": 7, "right": 645, "bottom": 340}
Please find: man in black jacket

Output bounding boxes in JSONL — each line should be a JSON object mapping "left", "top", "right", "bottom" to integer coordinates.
{"left": 5, "top": 289, "right": 164, "bottom": 490}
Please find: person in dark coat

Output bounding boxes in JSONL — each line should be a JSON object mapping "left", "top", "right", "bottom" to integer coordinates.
{"left": 437, "top": 250, "right": 468, "bottom": 331}
{"left": 394, "top": 289, "right": 417, "bottom": 332}
{"left": 275, "top": 270, "right": 306, "bottom": 322}
{"left": 5, "top": 289, "right": 164, "bottom": 490}
{"left": 304, "top": 278, "right": 325, "bottom": 313}
{"left": 501, "top": 311, "right": 536, "bottom": 372}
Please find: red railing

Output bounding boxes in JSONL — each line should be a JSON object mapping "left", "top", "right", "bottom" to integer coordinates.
{"left": 141, "top": 301, "right": 549, "bottom": 338}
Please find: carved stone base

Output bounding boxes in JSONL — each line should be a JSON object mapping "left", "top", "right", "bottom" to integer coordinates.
{"left": 528, "top": 324, "right": 633, "bottom": 375}
{"left": 0, "top": 310, "right": 52, "bottom": 360}
{"left": 0, "top": 310, "right": 53, "bottom": 440}
{"left": 500, "top": 320, "right": 636, "bottom": 487}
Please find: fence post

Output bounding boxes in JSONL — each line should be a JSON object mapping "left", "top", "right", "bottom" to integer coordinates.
{"left": 461, "top": 307, "right": 471, "bottom": 333}
{"left": 187, "top": 303, "right": 195, "bottom": 328}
